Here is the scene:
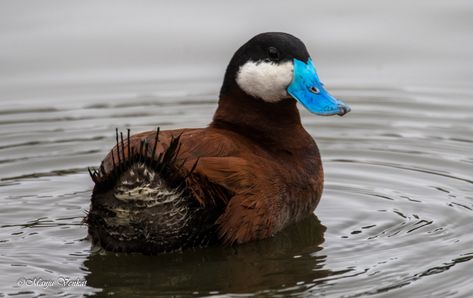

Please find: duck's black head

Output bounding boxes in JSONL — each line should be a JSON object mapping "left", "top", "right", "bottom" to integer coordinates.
{"left": 220, "top": 32, "right": 350, "bottom": 116}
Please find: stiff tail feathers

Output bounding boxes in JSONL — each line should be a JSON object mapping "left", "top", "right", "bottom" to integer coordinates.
{"left": 87, "top": 127, "right": 197, "bottom": 192}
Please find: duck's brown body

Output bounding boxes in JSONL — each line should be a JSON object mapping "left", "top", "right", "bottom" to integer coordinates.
{"left": 86, "top": 32, "right": 351, "bottom": 254}
{"left": 87, "top": 91, "right": 323, "bottom": 253}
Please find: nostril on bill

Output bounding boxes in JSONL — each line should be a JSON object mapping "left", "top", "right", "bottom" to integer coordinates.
{"left": 309, "top": 86, "right": 320, "bottom": 94}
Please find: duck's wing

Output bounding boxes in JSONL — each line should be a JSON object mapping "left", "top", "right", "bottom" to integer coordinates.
{"left": 189, "top": 155, "right": 286, "bottom": 244}
{"left": 172, "top": 129, "right": 286, "bottom": 244}
{"left": 176, "top": 130, "right": 287, "bottom": 244}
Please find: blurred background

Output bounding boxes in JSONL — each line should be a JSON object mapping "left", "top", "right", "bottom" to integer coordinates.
{"left": 1, "top": 0, "right": 472, "bottom": 102}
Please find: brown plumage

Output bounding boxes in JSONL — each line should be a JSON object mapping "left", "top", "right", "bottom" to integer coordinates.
{"left": 87, "top": 32, "right": 349, "bottom": 253}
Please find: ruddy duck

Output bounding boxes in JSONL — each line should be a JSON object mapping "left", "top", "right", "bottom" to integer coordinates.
{"left": 87, "top": 32, "right": 350, "bottom": 253}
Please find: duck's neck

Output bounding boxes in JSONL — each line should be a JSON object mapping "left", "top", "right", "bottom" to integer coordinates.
{"left": 210, "top": 89, "right": 311, "bottom": 149}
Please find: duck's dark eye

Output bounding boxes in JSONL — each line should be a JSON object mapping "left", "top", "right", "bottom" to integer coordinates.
{"left": 267, "top": 47, "right": 280, "bottom": 61}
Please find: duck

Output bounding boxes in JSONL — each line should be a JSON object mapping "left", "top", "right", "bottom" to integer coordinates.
{"left": 86, "top": 32, "right": 350, "bottom": 254}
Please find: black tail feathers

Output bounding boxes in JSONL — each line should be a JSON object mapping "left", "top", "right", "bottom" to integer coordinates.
{"left": 86, "top": 128, "right": 223, "bottom": 254}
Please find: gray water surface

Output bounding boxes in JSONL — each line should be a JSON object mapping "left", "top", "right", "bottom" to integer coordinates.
{"left": 1, "top": 1, "right": 473, "bottom": 297}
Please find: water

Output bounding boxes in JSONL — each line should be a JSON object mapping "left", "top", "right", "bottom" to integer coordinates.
{"left": 1, "top": 1, "right": 473, "bottom": 297}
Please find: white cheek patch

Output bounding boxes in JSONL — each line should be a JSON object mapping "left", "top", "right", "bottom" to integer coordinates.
{"left": 236, "top": 60, "right": 294, "bottom": 102}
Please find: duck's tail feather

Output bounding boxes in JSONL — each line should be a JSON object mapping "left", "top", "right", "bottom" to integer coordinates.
{"left": 86, "top": 128, "right": 228, "bottom": 254}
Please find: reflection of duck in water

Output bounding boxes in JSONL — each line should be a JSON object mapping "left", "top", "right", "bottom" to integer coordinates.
{"left": 86, "top": 32, "right": 350, "bottom": 253}
{"left": 85, "top": 215, "right": 338, "bottom": 295}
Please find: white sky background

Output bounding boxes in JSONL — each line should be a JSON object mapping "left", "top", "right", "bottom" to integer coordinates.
{"left": 0, "top": 0, "right": 472, "bottom": 100}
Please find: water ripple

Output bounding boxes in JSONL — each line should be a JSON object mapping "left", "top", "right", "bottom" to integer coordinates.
{"left": 1, "top": 85, "right": 472, "bottom": 297}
